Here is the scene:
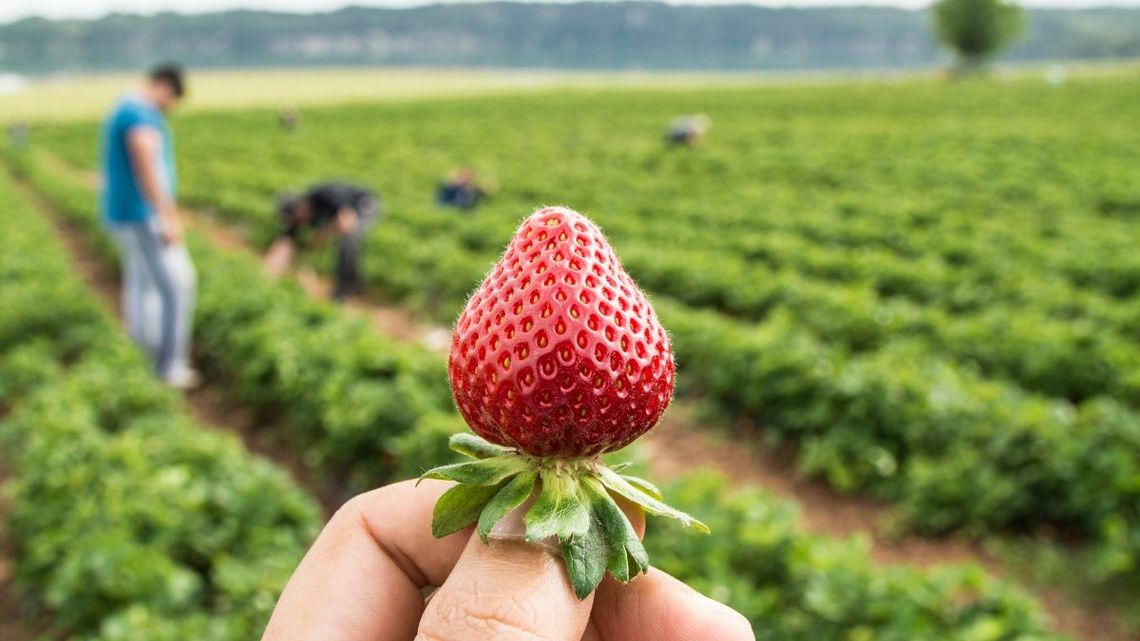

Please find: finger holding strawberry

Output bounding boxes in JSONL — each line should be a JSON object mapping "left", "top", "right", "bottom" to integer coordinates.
{"left": 423, "top": 206, "right": 708, "bottom": 599}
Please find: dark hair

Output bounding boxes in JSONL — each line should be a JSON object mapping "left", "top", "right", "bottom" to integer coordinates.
{"left": 278, "top": 193, "right": 303, "bottom": 217}
{"left": 149, "top": 63, "right": 186, "bottom": 98}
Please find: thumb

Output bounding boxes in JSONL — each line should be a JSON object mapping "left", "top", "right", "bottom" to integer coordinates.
{"left": 417, "top": 514, "right": 593, "bottom": 641}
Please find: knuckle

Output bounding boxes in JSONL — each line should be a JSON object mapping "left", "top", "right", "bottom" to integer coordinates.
{"left": 418, "top": 590, "right": 546, "bottom": 641}
{"left": 330, "top": 490, "right": 372, "bottom": 524}
{"left": 330, "top": 486, "right": 394, "bottom": 531}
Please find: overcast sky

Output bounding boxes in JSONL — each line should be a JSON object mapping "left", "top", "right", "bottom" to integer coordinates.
{"left": 2, "top": 0, "right": 1136, "bottom": 23}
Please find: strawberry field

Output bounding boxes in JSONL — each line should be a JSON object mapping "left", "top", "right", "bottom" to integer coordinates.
{"left": 4, "top": 72, "right": 1139, "bottom": 639}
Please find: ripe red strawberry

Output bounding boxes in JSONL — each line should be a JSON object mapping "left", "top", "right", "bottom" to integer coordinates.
{"left": 423, "top": 206, "right": 704, "bottom": 600}
{"left": 449, "top": 206, "right": 675, "bottom": 457}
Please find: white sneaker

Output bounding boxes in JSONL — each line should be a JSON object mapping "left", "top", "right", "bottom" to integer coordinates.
{"left": 163, "top": 367, "right": 203, "bottom": 390}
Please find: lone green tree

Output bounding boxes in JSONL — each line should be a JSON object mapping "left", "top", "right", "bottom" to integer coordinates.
{"left": 932, "top": 0, "right": 1025, "bottom": 74}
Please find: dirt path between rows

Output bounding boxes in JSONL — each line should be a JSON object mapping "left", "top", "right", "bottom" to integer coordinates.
{"left": 185, "top": 209, "right": 1133, "bottom": 641}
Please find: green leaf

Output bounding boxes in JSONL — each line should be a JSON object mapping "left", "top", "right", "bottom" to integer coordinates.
{"left": 582, "top": 477, "right": 647, "bottom": 583}
{"left": 624, "top": 534, "right": 649, "bottom": 575}
{"left": 620, "top": 474, "right": 663, "bottom": 500}
{"left": 597, "top": 467, "right": 710, "bottom": 533}
{"left": 561, "top": 516, "right": 608, "bottom": 600}
{"left": 432, "top": 482, "right": 505, "bottom": 538}
{"left": 524, "top": 472, "right": 590, "bottom": 542}
{"left": 449, "top": 432, "right": 514, "bottom": 460}
{"left": 420, "top": 455, "right": 528, "bottom": 485}
{"left": 476, "top": 471, "right": 538, "bottom": 543}
{"left": 608, "top": 538, "right": 630, "bottom": 581}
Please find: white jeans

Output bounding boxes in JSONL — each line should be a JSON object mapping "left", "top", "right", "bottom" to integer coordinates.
{"left": 108, "top": 218, "right": 196, "bottom": 378}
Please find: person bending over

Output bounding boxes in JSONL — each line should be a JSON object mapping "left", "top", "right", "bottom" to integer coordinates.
{"left": 265, "top": 182, "right": 380, "bottom": 301}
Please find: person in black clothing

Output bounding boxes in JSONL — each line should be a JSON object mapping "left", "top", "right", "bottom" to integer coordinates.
{"left": 264, "top": 182, "right": 380, "bottom": 301}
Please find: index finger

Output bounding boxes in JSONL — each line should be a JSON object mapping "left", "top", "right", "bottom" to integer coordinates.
{"left": 260, "top": 479, "right": 467, "bottom": 641}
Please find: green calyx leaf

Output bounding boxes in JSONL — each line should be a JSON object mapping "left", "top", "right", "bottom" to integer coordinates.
{"left": 560, "top": 512, "right": 608, "bottom": 599}
{"left": 620, "top": 474, "right": 664, "bottom": 500}
{"left": 477, "top": 471, "right": 538, "bottom": 543}
{"left": 524, "top": 471, "right": 591, "bottom": 542}
{"left": 422, "top": 432, "right": 709, "bottom": 600}
{"left": 432, "top": 482, "right": 506, "bottom": 537}
{"left": 558, "top": 477, "right": 652, "bottom": 598}
{"left": 597, "top": 466, "right": 711, "bottom": 534}
{"left": 581, "top": 477, "right": 649, "bottom": 584}
{"left": 419, "top": 455, "right": 529, "bottom": 485}
{"left": 449, "top": 432, "right": 514, "bottom": 460}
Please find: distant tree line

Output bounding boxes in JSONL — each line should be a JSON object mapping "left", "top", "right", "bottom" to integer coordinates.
{"left": 0, "top": 2, "right": 1137, "bottom": 73}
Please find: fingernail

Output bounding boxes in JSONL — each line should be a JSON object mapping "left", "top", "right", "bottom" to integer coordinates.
{"left": 665, "top": 568, "right": 747, "bottom": 620}
{"left": 487, "top": 495, "right": 562, "bottom": 556}
{"left": 698, "top": 593, "right": 755, "bottom": 639}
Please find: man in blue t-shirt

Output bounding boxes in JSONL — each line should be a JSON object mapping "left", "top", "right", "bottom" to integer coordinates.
{"left": 100, "top": 63, "right": 198, "bottom": 389}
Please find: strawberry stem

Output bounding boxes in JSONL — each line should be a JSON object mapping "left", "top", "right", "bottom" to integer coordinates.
{"left": 421, "top": 432, "right": 709, "bottom": 599}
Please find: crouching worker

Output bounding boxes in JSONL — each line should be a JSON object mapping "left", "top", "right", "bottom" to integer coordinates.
{"left": 436, "top": 166, "right": 495, "bottom": 212}
{"left": 666, "top": 114, "right": 711, "bottom": 147}
{"left": 264, "top": 182, "right": 380, "bottom": 301}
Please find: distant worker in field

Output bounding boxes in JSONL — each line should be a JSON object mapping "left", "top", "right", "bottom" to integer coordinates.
{"left": 8, "top": 121, "right": 29, "bottom": 149}
{"left": 279, "top": 104, "right": 300, "bottom": 132}
{"left": 436, "top": 166, "right": 496, "bottom": 212}
{"left": 100, "top": 63, "right": 199, "bottom": 389}
{"left": 265, "top": 182, "right": 381, "bottom": 301}
{"left": 666, "top": 114, "right": 711, "bottom": 147}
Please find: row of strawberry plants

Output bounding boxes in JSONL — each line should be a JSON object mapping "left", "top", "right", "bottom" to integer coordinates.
{"left": 618, "top": 244, "right": 1140, "bottom": 405}
{"left": 7, "top": 149, "right": 1070, "bottom": 640}
{"left": 615, "top": 236, "right": 1140, "bottom": 337}
{"left": 651, "top": 474, "right": 1062, "bottom": 641}
{"left": 0, "top": 170, "right": 321, "bottom": 640}
{"left": 662, "top": 299, "right": 1140, "bottom": 586}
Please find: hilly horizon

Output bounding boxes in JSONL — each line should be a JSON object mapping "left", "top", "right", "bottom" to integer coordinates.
{"left": 1, "top": 2, "right": 1138, "bottom": 72}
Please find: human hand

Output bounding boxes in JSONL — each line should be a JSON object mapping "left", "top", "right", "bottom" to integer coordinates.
{"left": 264, "top": 238, "right": 296, "bottom": 278}
{"left": 158, "top": 205, "right": 184, "bottom": 246}
{"left": 261, "top": 479, "right": 754, "bottom": 641}
{"left": 335, "top": 208, "right": 359, "bottom": 235}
